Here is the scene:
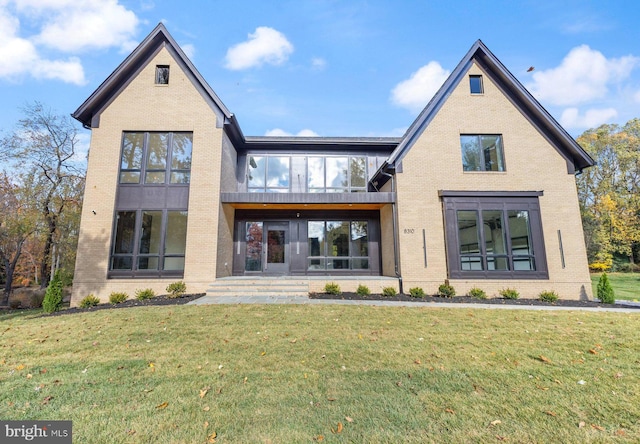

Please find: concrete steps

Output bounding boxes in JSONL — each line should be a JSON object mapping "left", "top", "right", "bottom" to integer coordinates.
{"left": 207, "top": 277, "right": 309, "bottom": 298}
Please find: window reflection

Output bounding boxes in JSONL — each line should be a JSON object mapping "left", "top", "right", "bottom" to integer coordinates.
{"left": 307, "top": 221, "right": 369, "bottom": 271}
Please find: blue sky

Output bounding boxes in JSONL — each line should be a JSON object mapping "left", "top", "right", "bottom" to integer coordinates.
{"left": 1, "top": 0, "right": 639, "bottom": 142}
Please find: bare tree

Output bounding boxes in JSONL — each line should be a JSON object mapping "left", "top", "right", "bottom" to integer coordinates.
{"left": 1, "top": 103, "right": 85, "bottom": 288}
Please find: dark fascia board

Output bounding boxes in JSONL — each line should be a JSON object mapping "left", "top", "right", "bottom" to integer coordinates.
{"left": 241, "top": 136, "right": 401, "bottom": 153}
{"left": 72, "top": 23, "right": 235, "bottom": 131}
{"left": 373, "top": 40, "right": 595, "bottom": 187}
{"left": 438, "top": 190, "right": 544, "bottom": 198}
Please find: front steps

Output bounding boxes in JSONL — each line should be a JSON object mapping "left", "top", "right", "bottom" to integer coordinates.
{"left": 206, "top": 277, "right": 310, "bottom": 298}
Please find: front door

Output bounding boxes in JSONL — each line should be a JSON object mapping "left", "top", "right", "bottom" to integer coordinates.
{"left": 264, "top": 222, "right": 289, "bottom": 274}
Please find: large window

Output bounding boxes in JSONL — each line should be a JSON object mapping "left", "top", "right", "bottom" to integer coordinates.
{"left": 308, "top": 156, "right": 367, "bottom": 192}
{"left": 442, "top": 192, "right": 547, "bottom": 279}
{"left": 119, "top": 132, "right": 192, "bottom": 184}
{"left": 110, "top": 210, "right": 187, "bottom": 277}
{"left": 460, "top": 135, "right": 505, "bottom": 172}
{"left": 247, "top": 156, "right": 290, "bottom": 192}
{"left": 307, "top": 220, "right": 369, "bottom": 270}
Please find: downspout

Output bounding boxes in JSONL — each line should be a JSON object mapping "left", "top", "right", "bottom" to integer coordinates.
{"left": 380, "top": 170, "right": 403, "bottom": 294}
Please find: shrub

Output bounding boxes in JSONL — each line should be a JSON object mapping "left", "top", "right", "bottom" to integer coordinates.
{"left": 356, "top": 284, "right": 370, "bottom": 296}
{"left": 382, "top": 286, "right": 397, "bottom": 297}
{"left": 538, "top": 290, "right": 559, "bottom": 303}
{"left": 166, "top": 281, "right": 187, "bottom": 298}
{"left": 437, "top": 282, "right": 455, "bottom": 298}
{"left": 135, "top": 288, "right": 156, "bottom": 300}
{"left": 467, "top": 287, "right": 487, "bottom": 299}
{"left": 596, "top": 273, "right": 615, "bottom": 304}
{"left": 42, "top": 271, "right": 64, "bottom": 313}
{"left": 408, "top": 287, "right": 425, "bottom": 298}
{"left": 109, "top": 292, "right": 128, "bottom": 305}
{"left": 9, "top": 299, "right": 21, "bottom": 309}
{"left": 323, "top": 282, "right": 341, "bottom": 295}
{"left": 499, "top": 288, "right": 519, "bottom": 300}
{"left": 589, "top": 252, "right": 613, "bottom": 272}
{"left": 79, "top": 294, "right": 101, "bottom": 308}
{"left": 29, "top": 291, "right": 45, "bottom": 308}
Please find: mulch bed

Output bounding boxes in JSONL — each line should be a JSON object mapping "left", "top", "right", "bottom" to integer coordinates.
{"left": 309, "top": 292, "right": 636, "bottom": 309}
{"left": 43, "top": 293, "right": 206, "bottom": 317}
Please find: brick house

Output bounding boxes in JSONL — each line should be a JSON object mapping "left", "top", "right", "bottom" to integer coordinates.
{"left": 70, "top": 23, "right": 594, "bottom": 304}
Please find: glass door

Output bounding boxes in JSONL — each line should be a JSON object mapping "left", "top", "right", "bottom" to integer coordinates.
{"left": 264, "top": 222, "right": 289, "bottom": 274}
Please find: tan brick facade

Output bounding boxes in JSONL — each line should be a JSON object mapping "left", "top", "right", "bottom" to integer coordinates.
{"left": 394, "top": 63, "right": 591, "bottom": 299}
{"left": 71, "top": 26, "right": 593, "bottom": 305}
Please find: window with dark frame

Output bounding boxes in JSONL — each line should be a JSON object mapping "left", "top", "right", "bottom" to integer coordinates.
{"left": 110, "top": 209, "right": 188, "bottom": 276}
{"left": 469, "top": 75, "right": 483, "bottom": 94}
{"left": 307, "top": 220, "right": 369, "bottom": 271}
{"left": 460, "top": 134, "right": 505, "bottom": 172}
{"left": 441, "top": 193, "right": 548, "bottom": 280}
{"left": 155, "top": 65, "right": 170, "bottom": 84}
{"left": 119, "top": 132, "right": 192, "bottom": 184}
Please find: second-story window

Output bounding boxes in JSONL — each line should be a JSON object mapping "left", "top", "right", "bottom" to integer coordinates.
{"left": 460, "top": 134, "right": 505, "bottom": 172}
{"left": 308, "top": 156, "right": 367, "bottom": 192}
{"left": 247, "top": 156, "right": 290, "bottom": 192}
{"left": 119, "top": 132, "right": 192, "bottom": 184}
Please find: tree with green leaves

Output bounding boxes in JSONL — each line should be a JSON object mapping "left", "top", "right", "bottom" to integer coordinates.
{"left": 576, "top": 118, "right": 640, "bottom": 268}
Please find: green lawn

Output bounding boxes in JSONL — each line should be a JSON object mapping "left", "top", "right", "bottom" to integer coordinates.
{"left": 591, "top": 272, "right": 640, "bottom": 301}
{"left": 1, "top": 304, "right": 638, "bottom": 443}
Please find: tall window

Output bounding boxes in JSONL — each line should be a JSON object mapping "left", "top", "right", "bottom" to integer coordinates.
{"left": 307, "top": 220, "right": 369, "bottom": 270}
{"left": 460, "top": 135, "right": 505, "bottom": 172}
{"left": 110, "top": 210, "right": 188, "bottom": 276}
{"left": 469, "top": 75, "right": 483, "bottom": 94}
{"left": 247, "top": 156, "right": 290, "bottom": 192}
{"left": 155, "top": 65, "right": 170, "bottom": 84}
{"left": 442, "top": 193, "right": 547, "bottom": 279}
{"left": 308, "top": 156, "right": 367, "bottom": 192}
{"left": 119, "top": 132, "right": 192, "bottom": 184}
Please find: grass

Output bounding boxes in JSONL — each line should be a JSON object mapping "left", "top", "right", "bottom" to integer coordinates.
{"left": 591, "top": 272, "right": 640, "bottom": 301}
{"left": 1, "top": 305, "right": 639, "bottom": 443}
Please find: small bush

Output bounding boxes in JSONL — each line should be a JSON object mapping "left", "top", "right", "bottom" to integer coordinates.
{"left": 468, "top": 287, "right": 487, "bottom": 299}
{"left": 79, "top": 294, "right": 101, "bottom": 308}
{"left": 42, "top": 271, "right": 64, "bottom": 313}
{"left": 9, "top": 299, "right": 21, "bottom": 309}
{"left": 135, "top": 288, "right": 156, "bottom": 300}
{"left": 499, "top": 288, "right": 519, "bottom": 300}
{"left": 437, "top": 282, "right": 456, "bottom": 298}
{"left": 29, "top": 291, "right": 45, "bottom": 309}
{"left": 109, "top": 292, "right": 128, "bottom": 305}
{"left": 538, "top": 290, "right": 559, "bottom": 303}
{"left": 408, "top": 287, "right": 425, "bottom": 298}
{"left": 596, "top": 273, "right": 615, "bottom": 304}
{"left": 166, "top": 281, "right": 187, "bottom": 298}
{"left": 323, "top": 282, "right": 341, "bottom": 295}
{"left": 382, "top": 286, "right": 397, "bottom": 297}
{"left": 356, "top": 284, "right": 370, "bottom": 296}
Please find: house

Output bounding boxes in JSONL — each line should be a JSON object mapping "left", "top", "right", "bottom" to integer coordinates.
{"left": 70, "top": 23, "right": 594, "bottom": 305}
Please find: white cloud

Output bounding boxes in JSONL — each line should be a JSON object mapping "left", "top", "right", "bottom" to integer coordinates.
{"left": 0, "top": 6, "right": 85, "bottom": 84}
{"left": 390, "top": 61, "right": 450, "bottom": 112}
{"left": 225, "top": 27, "right": 293, "bottom": 70}
{"left": 0, "top": 1, "right": 141, "bottom": 84}
{"left": 528, "top": 45, "right": 639, "bottom": 106}
{"left": 311, "top": 57, "right": 326, "bottom": 70}
{"left": 560, "top": 107, "right": 618, "bottom": 129}
{"left": 181, "top": 43, "right": 195, "bottom": 60}
{"left": 265, "top": 128, "right": 319, "bottom": 137}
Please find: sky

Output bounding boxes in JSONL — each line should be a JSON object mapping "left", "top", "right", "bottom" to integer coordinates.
{"left": 1, "top": 0, "right": 639, "bottom": 144}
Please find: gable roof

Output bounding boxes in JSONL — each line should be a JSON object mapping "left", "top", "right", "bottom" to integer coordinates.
{"left": 72, "top": 23, "right": 239, "bottom": 133}
{"left": 374, "top": 40, "right": 594, "bottom": 186}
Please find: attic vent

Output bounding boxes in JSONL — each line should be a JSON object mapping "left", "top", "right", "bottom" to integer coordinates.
{"left": 469, "top": 75, "right": 483, "bottom": 94}
{"left": 155, "top": 65, "right": 170, "bottom": 84}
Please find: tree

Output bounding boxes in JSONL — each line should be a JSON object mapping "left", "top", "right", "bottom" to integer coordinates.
{"left": 576, "top": 119, "right": 640, "bottom": 267}
{"left": 1, "top": 103, "right": 85, "bottom": 288}
{"left": 0, "top": 174, "right": 36, "bottom": 305}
